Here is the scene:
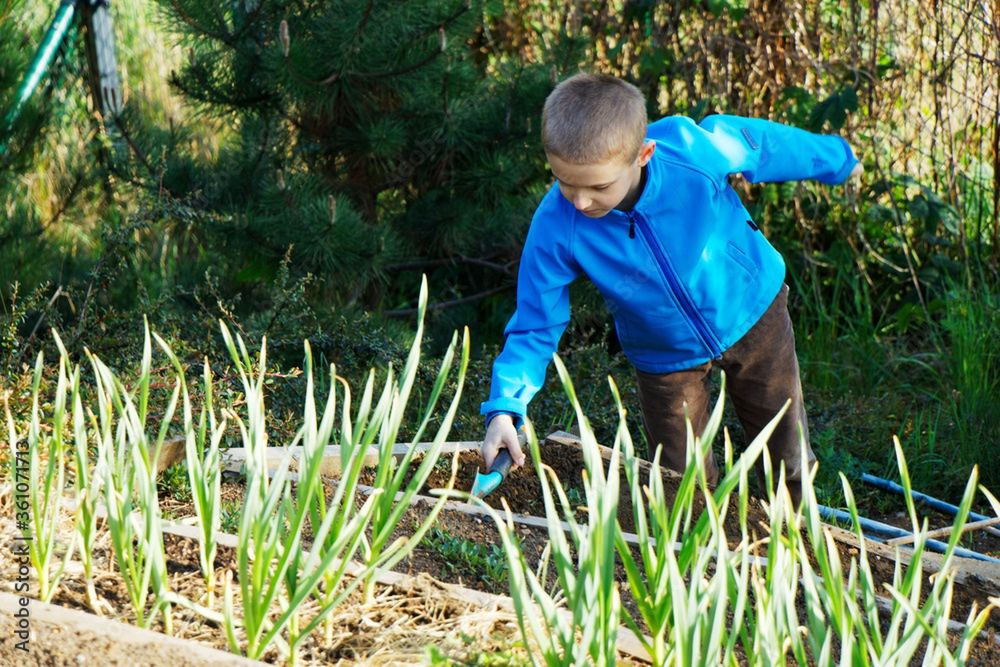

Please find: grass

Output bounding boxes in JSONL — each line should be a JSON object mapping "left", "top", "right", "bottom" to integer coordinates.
{"left": 219, "top": 497, "right": 242, "bottom": 535}
{"left": 789, "top": 255, "right": 1000, "bottom": 507}
{"left": 157, "top": 463, "right": 192, "bottom": 504}
{"left": 564, "top": 486, "right": 586, "bottom": 508}
{"left": 426, "top": 641, "right": 531, "bottom": 666}
{"left": 941, "top": 286, "right": 1000, "bottom": 482}
{"left": 423, "top": 527, "right": 508, "bottom": 589}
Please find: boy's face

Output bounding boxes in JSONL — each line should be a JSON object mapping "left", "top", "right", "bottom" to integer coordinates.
{"left": 548, "top": 141, "right": 656, "bottom": 218}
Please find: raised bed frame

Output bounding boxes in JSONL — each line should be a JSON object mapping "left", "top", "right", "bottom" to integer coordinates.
{"left": 213, "top": 430, "right": 1000, "bottom": 596}
{"left": 34, "top": 430, "right": 1000, "bottom": 662}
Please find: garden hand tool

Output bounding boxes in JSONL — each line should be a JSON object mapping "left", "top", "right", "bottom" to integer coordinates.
{"left": 470, "top": 448, "right": 514, "bottom": 499}
{"left": 1, "top": 0, "right": 124, "bottom": 160}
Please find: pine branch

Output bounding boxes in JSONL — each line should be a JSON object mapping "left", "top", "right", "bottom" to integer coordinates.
{"left": 112, "top": 116, "right": 156, "bottom": 179}
{"left": 169, "top": 67, "right": 276, "bottom": 110}
{"left": 367, "top": 47, "right": 444, "bottom": 80}
{"left": 299, "top": 0, "right": 473, "bottom": 85}
{"left": 383, "top": 283, "right": 513, "bottom": 317}
{"left": 43, "top": 168, "right": 87, "bottom": 232}
{"left": 165, "top": 0, "right": 239, "bottom": 47}
{"left": 355, "top": 0, "right": 376, "bottom": 39}
{"left": 0, "top": 0, "right": 14, "bottom": 24}
{"left": 384, "top": 254, "right": 515, "bottom": 275}
{"left": 12, "top": 285, "right": 62, "bottom": 369}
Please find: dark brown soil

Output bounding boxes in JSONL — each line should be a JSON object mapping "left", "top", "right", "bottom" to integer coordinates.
{"left": 30, "top": 536, "right": 525, "bottom": 666}
{"left": 867, "top": 507, "right": 1000, "bottom": 558}
{"left": 363, "top": 442, "right": 1000, "bottom": 637}
{"left": 389, "top": 501, "right": 1000, "bottom": 666}
{"left": 28, "top": 497, "right": 1000, "bottom": 667}
{"left": 46, "top": 437, "right": 998, "bottom": 665}
{"left": 361, "top": 441, "right": 770, "bottom": 539}
{"left": 393, "top": 498, "right": 653, "bottom": 624}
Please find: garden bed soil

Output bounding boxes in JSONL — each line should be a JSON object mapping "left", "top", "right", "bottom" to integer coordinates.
{"left": 363, "top": 500, "right": 1000, "bottom": 665}
{"left": 9, "top": 495, "right": 997, "bottom": 667}
{"left": 866, "top": 507, "right": 1000, "bottom": 559}
{"left": 0, "top": 527, "right": 533, "bottom": 666}
{"left": 0, "top": 592, "right": 261, "bottom": 666}
{"left": 176, "top": 435, "right": 1000, "bottom": 639}
{"left": 355, "top": 440, "right": 1000, "bottom": 637}
{"left": 359, "top": 439, "right": 770, "bottom": 539}
{"left": 6, "top": 432, "right": 1000, "bottom": 665}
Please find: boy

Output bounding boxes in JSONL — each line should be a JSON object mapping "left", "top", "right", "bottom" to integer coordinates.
{"left": 480, "top": 73, "right": 861, "bottom": 504}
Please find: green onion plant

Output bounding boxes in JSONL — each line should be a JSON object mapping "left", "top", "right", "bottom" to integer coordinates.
{"left": 52, "top": 332, "right": 103, "bottom": 613}
{"left": 5, "top": 349, "right": 76, "bottom": 602}
{"left": 798, "top": 433, "right": 996, "bottom": 665}
{"left": 612, "top": 372, "right": 788, "bottom": 666}
{"left": 353, "top": 278, "right": 471, "bottom": 602}
{"left": 155, "top": 337, "right": 225, "bottom": 608}
{"left": 472, "top": 354, "right": 623, "bottom": 667}
{"left": 748, "top": 452, "right": 805, "bottom": 665}
{"left": 217, "top": 276, "right": 469, "bottom": 662}
{"left": 303, "top": 277, "right": 470, "bottom": 645}
{"left": 475, "top": 362, "right": 997, "bottom": 665}
{"left": 88, "top": 321, "right": 175, "bottom": 632}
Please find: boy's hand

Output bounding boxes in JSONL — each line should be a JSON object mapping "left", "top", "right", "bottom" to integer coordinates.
{"left": 482, "top": 414, "right": 525, "bottom": 470}
{"left": 845, "top": 160, "right": 864, "bottom": 205}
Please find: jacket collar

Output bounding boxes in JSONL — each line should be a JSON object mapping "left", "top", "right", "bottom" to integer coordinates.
{"left": 608, "top": 141, "right": 660, "bottom": 217}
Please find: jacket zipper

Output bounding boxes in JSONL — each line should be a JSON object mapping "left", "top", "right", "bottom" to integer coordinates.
{"left": 626, "top": 210, "right": 724, "bottom": 358}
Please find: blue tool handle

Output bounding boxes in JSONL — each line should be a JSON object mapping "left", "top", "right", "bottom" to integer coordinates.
{"left": 491, "top": 448, "right": 514, "bottom": 479}
{"left": 861, "top": 473, "right": 1000, "bottom": 538}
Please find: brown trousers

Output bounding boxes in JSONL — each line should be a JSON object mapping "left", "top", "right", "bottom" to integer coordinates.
{"left": 634, "top": 284, "right": 815, "bottom": 496}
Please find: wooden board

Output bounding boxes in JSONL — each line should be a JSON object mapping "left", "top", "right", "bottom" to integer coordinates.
{"left": 823, "top": 524, "right": 1000, "bottom": 597}
{"left": 218, "top": 440, "right": 483, "bottom": 476}
{"left": 154, "top": 518, "right": 654, "bottom": 663}
{"left": 0, "top": 592, "right": 264, "bottom": 665}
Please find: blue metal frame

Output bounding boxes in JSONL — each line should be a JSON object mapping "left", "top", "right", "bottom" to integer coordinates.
{"left": 818, "top": 504, "right": 1000, "bottom": 564}
{"left": 861, "top": 472, "right": 1000, "bottom": 539}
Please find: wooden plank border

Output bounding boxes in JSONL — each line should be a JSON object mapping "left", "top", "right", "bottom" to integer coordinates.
{"left": 0, "top": 592, "right": 265, "bottom": 665}
{"left": 153, "top": 518, "right": 654, "bottom": 663}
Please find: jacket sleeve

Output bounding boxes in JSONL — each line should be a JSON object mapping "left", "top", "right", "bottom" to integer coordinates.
{"left": 480, "top": 198, "right": 581, "bottom": 421}
{"left": 697, "top": 114, "right": 858, "bottom": 185}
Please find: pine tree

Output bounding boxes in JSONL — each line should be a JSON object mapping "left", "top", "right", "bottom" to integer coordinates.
{"left": 150, "top": 0, "right": 570, "bottom": 331}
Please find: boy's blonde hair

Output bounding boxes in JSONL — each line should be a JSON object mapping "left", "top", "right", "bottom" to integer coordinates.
{"left": 542, "top": 73, "right": 647, "bottom": 165}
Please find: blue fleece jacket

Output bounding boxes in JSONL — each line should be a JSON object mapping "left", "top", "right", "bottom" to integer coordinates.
{"left": 482, "top": 114, "right": 858, "bottom": 425}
